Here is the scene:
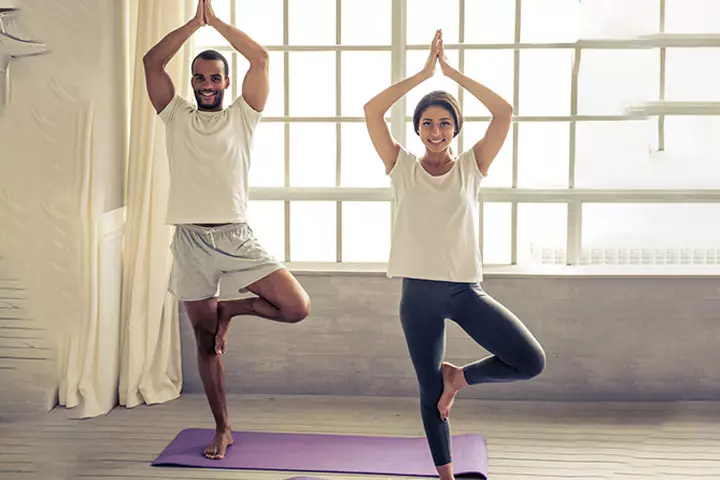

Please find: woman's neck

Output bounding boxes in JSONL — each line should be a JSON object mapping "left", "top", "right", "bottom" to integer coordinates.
{"left": 422, "top": 149, "right": 454, "bottom": 166}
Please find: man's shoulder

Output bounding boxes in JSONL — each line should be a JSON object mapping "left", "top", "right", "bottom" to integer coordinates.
{"left": 159, "top": 95, "right": 195, "bottom": 124}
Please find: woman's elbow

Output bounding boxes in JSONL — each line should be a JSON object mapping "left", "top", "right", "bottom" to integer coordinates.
{"left": 363, "top": 102, "right": 374, "bottom": 116}
{"left": 497, "top": 103, "right": 513, "bottom": 117}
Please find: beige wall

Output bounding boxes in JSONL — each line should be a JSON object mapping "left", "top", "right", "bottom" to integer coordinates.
{"left": 181, "top": 274, "right": 720, "bottom": 401}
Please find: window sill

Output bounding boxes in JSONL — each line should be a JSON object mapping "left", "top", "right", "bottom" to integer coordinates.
{"left": 285, "top": 262, "right": 720, "bottom": 278}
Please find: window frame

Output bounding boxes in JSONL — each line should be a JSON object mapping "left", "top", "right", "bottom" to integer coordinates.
{"left": 192, "top": 0, "right": 720, "bottom": 273}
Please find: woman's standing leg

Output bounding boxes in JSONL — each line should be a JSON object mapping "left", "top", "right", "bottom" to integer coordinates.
{"left": 399, "top": 279, "right": 456, "bottom": 479}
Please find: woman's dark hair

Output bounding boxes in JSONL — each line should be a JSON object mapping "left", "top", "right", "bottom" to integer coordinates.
{"left": 412, "top": 90, "right": 463, "bottom": 137}
{"left": 192, "top": 49, "right": 230, "bottom": 77}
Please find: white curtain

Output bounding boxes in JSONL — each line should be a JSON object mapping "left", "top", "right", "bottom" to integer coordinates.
{"left": 118, "top": 0, "right": 193, "bottom": 409}
{"left": 56, "top": 104, "right": 109, "bottom": 418}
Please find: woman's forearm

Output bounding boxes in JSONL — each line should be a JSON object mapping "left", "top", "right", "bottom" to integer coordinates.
{"left": 364, "top": 71, "right": 430, "bottom": 116}
{"left": 445, "top": 66, "right": 512, "bottom": 117}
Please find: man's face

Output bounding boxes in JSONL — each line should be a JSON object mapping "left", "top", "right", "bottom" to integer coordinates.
{"left": 192, "top": 58, "right": 229, "bottom": 111}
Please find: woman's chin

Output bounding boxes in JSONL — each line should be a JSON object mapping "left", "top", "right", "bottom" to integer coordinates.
{"left": 425, "top": 142, "right": 448, "bottom": 152}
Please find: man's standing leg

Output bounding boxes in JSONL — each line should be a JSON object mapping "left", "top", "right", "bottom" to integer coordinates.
{"left": 183, "top": 297, "right": 234, "bottom": 459}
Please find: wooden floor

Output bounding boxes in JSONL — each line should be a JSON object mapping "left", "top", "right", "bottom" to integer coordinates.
{"left": 1, "top": 394, "right": 719, "bottom": 480}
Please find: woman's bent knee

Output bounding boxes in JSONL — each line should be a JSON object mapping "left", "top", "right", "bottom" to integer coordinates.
{"left": 521, "top": 344, "right": 546, "bottom": 379}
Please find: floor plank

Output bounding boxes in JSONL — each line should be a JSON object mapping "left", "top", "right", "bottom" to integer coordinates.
{"left": 1, "top": 395, "right": 718, "bottom": 479}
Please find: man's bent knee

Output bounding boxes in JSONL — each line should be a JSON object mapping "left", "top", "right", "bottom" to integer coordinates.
{"left": 281, "top": 296, "right": 311, "bottom": 324}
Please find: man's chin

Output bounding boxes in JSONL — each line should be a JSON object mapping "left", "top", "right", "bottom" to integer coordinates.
{"left": 196, "top": 95, "right": 223, "bottom": 110}
{"left": 198, "top": 99, "right": 222, "bottom": 110}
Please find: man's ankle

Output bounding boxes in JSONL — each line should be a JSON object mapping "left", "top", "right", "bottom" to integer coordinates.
{"left": 216, "top": 424, "right": 232, "bottom": 434}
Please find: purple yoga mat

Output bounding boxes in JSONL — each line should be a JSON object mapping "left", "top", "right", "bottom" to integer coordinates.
{"left": 152, "top": 429, "right": 488, "bottom": 478}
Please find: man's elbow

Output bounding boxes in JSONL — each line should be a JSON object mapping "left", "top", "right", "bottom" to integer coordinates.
{"left": 142, "top": 50, "right": 168, "bottom": 71}
{"left": 250, "top": 49, "right": 269, "bottom": 68}
{"left": 142, "top": 52, "right": 158, "bottom": 70}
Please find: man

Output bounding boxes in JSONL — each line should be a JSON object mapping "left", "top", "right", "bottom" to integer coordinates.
{"left": 143, "top": 0, "right": 310, "bottom": 460}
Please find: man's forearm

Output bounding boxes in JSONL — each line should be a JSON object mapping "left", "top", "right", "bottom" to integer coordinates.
{"left": 210, "top": 19, "right": 268, "bottom": 65}
{"left": 143, "top": 18, "right": 202, "bottom": 68}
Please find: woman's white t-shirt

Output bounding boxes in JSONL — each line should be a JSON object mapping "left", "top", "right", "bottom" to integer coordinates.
{"left": 387, "top": 146, "right": 485, "bottom": 283}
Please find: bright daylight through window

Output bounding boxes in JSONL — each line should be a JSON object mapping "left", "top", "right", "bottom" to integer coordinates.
{"left": 192, "top": 0, "right": 720, "bottom": 270}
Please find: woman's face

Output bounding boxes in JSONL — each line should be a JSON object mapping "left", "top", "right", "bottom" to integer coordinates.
{"left": 418, "top": 106, "right": 455, "bottom": 153}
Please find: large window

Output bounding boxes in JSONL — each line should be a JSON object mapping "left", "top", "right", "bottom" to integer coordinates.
{"left": 193, "top": 0, "right": 720, "bottom": 269}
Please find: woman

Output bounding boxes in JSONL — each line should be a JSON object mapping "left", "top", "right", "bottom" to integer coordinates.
{"left": 363, "top": 30, "right": 546, "bottom": 480}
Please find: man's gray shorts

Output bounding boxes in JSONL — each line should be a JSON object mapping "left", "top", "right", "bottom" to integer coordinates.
{"left": 169, "top": 223, "right": 284, "bottom": 301}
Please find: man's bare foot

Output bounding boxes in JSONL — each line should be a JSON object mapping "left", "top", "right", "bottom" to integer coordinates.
{"left": 437, "top": 362, "right": 467, "bottom": 422}
{"left": 204, "top": 429, "right": 234, "bottom": 459}
{"left": 214, "top": 303, "right": 231, "bottom": 355}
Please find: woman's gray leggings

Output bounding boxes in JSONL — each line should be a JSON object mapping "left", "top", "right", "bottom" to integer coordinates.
{"left": 399, "top": 278, "right": 546, "bottom": 467}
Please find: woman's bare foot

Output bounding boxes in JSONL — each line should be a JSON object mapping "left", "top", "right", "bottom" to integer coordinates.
{"left": 204, "top": 429, "right": 234, "bottom": 459}
{"left": 437, "top": 362, "right": 468, "bottom": 422}
{"left": 214, "top": 303, "right": 232, "bottom": 355}
{"left": 437, "top": 461, "right": 455, "bottom": 480}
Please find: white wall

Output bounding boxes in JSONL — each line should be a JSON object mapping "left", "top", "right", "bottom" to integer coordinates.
{"left": 0, "top": 0, "right": 125, "bottom": 414}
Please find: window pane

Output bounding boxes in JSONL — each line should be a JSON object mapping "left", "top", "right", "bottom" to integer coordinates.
{"left": 194, "top": 2, "right": 232, "bottom": 47}
{"left": 341, "top": 123, "right": 390, "bottom": 187}
{"left": 666, "top": 0, "right": 720, "bottom": 34}
{"left": 518, "top": 203, "right": 568, "bottom": 265}
{"left": 223, "top": 55, "right": 236, "bottom": 110}
{"left": 237, "top": 0, "right": 284, "bottom": 45}
{"left": 234, "top": 52, "right": 284, "bottom": 117}
{"left": 659, "top": 116, "right": 720, "bottom": 189}
{"left": 407, "top": 0, "right": 459, "bottom": 45}
{"left": 462, "top": 121, "right": 513, "bottom": 187}
{"left": 289, "top": 0, "right": 335, "bottom": 45}
{"left": 342, "top": 202, "right": 391, "bottom": 262}
{"left": 406, "top": 123, "right": 459, "bottom": 158}
{"left": 342, "top": 0, "right": 391, "bottom": 45}
{"left": 521, "top": 0, "right": 580, "bottom": 43}
{"left": 575, "top": 116, "right": 720, "bottom": 188}
{"left": 464, "top": 0, "right": 515, "bottom": 44}
{"left": 266, "top": 52, "right": 285, "bottom": 117}
{"left": 517, "top": 123, "right": 569, "bottom": 188}
{"left": 462, "top": 50, "right": 514, "bottom": 116}
{"left": 578, "top": 49, "right": 659, "bottom": 115}
{"left": 289, "top": 124, "right": 336, "bottom": 187}
{"left": 342, "top": 52, "right": 391, "bottom": 117}
{"left": 291, "top": 202, "right": 336, "bottom": 261}
{"left": 289, "top": 52, "right": 335, "bottom": 116}
{"left": 250, "top": 123, "right": 285, "bottom": 187}
{"left": 405, "top": 50, "right": 460, "bottom": 116}
{"left": 246, "top": 201, "right": 285, "bottom": 262}
{"left": 519, "top": 50, "right": 573, "bottom": 116}
{"left": 483, "top": 202, "right": 512, "bottom": 265}
{"left": 666, "top": 48, "right": 720, "bottom": 102}
{"left": 582, "top": 204, "right": 720, "bottom": 265}
{"left": 578, "top": 0, "right": 659, "bottom": 38}
{"left": 574, "top": 121, "right": 655, "bottom": 188}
